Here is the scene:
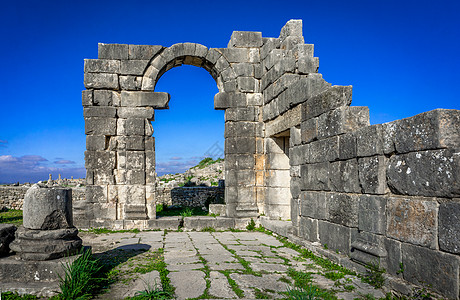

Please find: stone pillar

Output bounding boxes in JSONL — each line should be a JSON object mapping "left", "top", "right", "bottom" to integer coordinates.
{"left": 10, "top": 185, "right": 82, "bottom": 260}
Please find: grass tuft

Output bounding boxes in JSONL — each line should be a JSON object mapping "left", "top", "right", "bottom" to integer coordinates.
{"left": 58, "top": 248, "right": 105, "bottom": 299}
{"left": 0, "top": 209, "right": 23, "bottom": 225}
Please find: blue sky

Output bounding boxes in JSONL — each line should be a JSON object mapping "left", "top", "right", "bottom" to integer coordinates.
{"left": 0, "top": 0, "right": 458, "bottom": 183}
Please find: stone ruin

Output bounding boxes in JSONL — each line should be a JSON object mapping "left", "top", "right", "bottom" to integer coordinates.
{"left": 0, "top": 185, "right": 82, "bottom": 295}
{"left": 79, "top": 20, "right": 460, "bottom": 298}
{"left": 10, "top": 185, "right": 82, "bottom": 260}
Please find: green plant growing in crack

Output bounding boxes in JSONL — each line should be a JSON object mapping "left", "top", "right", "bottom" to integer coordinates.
{"left": 127, "top": 278, "right": 173, "bottom": 300}
{"left": 363, "top": 261, "right": 386, "bottom": 289}
{"left": 220, "top": 270, "right": 244, "bottom": 298}
{"left": 396, "top": 262, "right": 404, "bottom": 275}
{"left": 58, "top": 248, "right": 106, "bottom": 300}
{"left": 323, "top": 271, "right": 345, "bottom": 281}
{"left": 277, "top": 236, "right": 356, "bottom": 276}
{"left": 201, "top": 226, "right": 216, "bottom": 232}
{"left": 254, "top": 288, "right": 271, "bottom": 299}
{"left": 180, "top": 207, "right": 193, "bottom": 217}
{"left": 246, "top": 218, "right": 256, "bottom": 230}
{"left": 218, "top": 242, "right": 261, "bottom": 277}
{"left": 285, "top": 284, "right": 336, "bottom": 300}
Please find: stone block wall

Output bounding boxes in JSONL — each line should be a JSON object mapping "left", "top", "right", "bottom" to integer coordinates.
{"left": 81, "top": 19, "right": 460, "bottom": 297}
{"left": 291, "top": 106, "right": 460, "bottom": 298}
{"left": 170, "top": 187, "right": 224, "bottom": 208}
{"left": 155, "top": 186, "right": 224, "bottom": 208}
{"left": 0, "top": 186, "right": 85, "bottom": 211}
{"left": 0, "top": 187, "right": 28, "bottom": 210}
{"left": 255, "top": 20, "right": 460, "bottom": 298}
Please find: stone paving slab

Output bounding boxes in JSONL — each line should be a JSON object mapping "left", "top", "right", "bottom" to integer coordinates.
{"left": 78, "top": 230, "right": 387, "bottom": 300}
{"left": 209, "top": 271, "right": 238, "bottom": 298}
{"left": 168, "top": 270, "right": 206, "bottom": 299}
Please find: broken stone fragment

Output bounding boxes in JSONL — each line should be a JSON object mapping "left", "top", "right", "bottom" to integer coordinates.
{"left": 23, "top": 185, "right": 73, "bottom": 230}
{"left": 0, "top": 224, "right": 17, "bottom": 257}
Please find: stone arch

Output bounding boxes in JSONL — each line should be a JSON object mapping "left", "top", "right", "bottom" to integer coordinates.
{"left": 141, "top": 43, "right": 237, "bottom": 97}
{"left": 81, "top": 29, "right": 265, "bottom": 228}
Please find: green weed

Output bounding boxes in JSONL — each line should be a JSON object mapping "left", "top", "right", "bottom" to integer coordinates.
{"left": 201, "top": 226, "right": 216, "bottom": 232}
{"left": 323, "top": 271, "right": 345, "bottom": 281}
{"left": 58, "top": 249, "right": 105, "bottom": 299}
{"left": 127, "top": 279, "right": 173, "bottom": 299}
{"left": 363, "top": 261, "right": 386, "bottom": 289}
{"left": 396, "top": 262, "right": 404, "bottom": 275}
{"left": 220, "top": 270, "right": 244, "bottom": 298}
{"left": 180, "top": 207, "right": 193, "bottom": 218}
{"left": 0, "top": 209, "right": 23, "bottom": 225}
{"left": 0, "top": 292, "right": 40, "bottom": 299}
{"left": 285, "top": 284, "right": 336, "bottom": 300}
{"left": 246, "top": 218, "right": 256, "bottom": 231}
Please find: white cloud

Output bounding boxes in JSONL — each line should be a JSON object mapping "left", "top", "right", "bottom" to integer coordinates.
{"left": 54, "top": 160, "right": 76, "bottom": 164}
{"left": 0, "top": 155, "right": 84, "bottom": 184}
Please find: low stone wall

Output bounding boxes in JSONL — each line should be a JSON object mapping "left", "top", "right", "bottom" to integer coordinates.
{"left": 0, "top": 186, "right": 86, "bottom": 211}
{"left": 155, "top": 186, "right": 224, "bottom": 208}
{"left": 0, "top": 187, "right": 28, "bottom": 210}
{"left": 155, "top": 187, "right": 174, "bottom": 206}
{"left": 171, "top": 187, "right": 224, "bottom": 208}
{"left": 286, "top": 106, "right": 460, "bottom": 298}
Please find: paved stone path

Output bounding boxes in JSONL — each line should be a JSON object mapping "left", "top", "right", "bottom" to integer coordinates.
{"left": 81, "top": 230, "right": 386, "bottom": 299}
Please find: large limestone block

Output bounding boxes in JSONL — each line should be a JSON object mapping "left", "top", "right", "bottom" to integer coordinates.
{"left": 121, "top": 91, "right": 170, "bottom": 108}
{"left": 128, "top": 44, "right": 163, "bottom": 60}
{"left": 23, "top": 185, "right": 73, "bottom": 230}
{"left": 84, "top": 59, "right": 120, "bottom": 73}
{"left": 279, "top": 19, "right": 303, "bottom": 40}
{"left": 338, "top": 133, "right": 357, "bottom": 160}
{"left": 358, "top": 195, "right": 386, "bottom": 234}
{"left": 285, "top": 75, "right": 330, "bottom": 108}
{"left": 85, "top": 151, "right": 116, "bottom": 171}
{"left": 308, "top": 136, "right": 339, "bottom": 163}
{"left": 214, "top": 92, "right": 247, "bottom": 109}
{"left": 301, "top": 162, "right": 330, "bottom": 191}
{"left": 350, "top": 231, "right": 387, "bottom": 267}
{"left": 120, "top": 60, "right": 150, "bottom": 76}
{"left": 318, "top": 220, "right": 356, "bottom": 255}
{"left": 82, "top": 90, "right": 93, "bottom": 106}
{"left": 329, "top": 159, "right": 360, "bottom": 193}
{"left": 93, "top": 90, "right": 119, "bottom": 106}
{"left": 358, "top": 155, "right": 387, "bottom": 194}
{"left": 317, "top": 107, "right": 369, "bottom": 139}
{"left": 387, "top": 149, "right": 460, "bottom": 198}
{"left": 302, "top": 85, "right": 353, "bottom": 121}
{"left": 355, "top": 124, "right": 385, "bottom": 157}
{"left": 83, "top": 107, "right": 117, "bottom": 118}
{"left": 84, "top": 117, "right": 117, "bottom": 135}
{"left": 402, "top": 243, "right": 459, "bottom": 299}
{"left": 299, "top": 216, "right": 318, "bottom": 242}
{"left": 439, "top": 202, "right": 460, "bottom": 254}
{"left": 300, "top": 191, "right": 327, "bottom": 220}
{"left": 386, "top": 197, "right": 438, "bottom": 249}
{"left": 84, "top": 73, "right": 118, "bottom": 89}
{"left": 98, "top": 43, "right": 128, "bottom": 59}
{"left": 326, "top": 193, "right": 358, "bottom": 227}
{"left": 393, "top": 109, "right": 460, "bottom": 154}
{"left": 289, "top": 144, "right": 309, "bottom": 166}
{"left": 228, "top": 31, "right": 263, "bottom": 48}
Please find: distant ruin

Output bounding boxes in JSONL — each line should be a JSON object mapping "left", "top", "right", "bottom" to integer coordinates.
{"left": 80, "top": 20, "right": 460, "bottom": 298}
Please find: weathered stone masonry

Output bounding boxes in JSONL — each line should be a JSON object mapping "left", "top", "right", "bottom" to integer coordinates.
{"left": 81, "top": 20, "right": 460, "bottom": 298}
